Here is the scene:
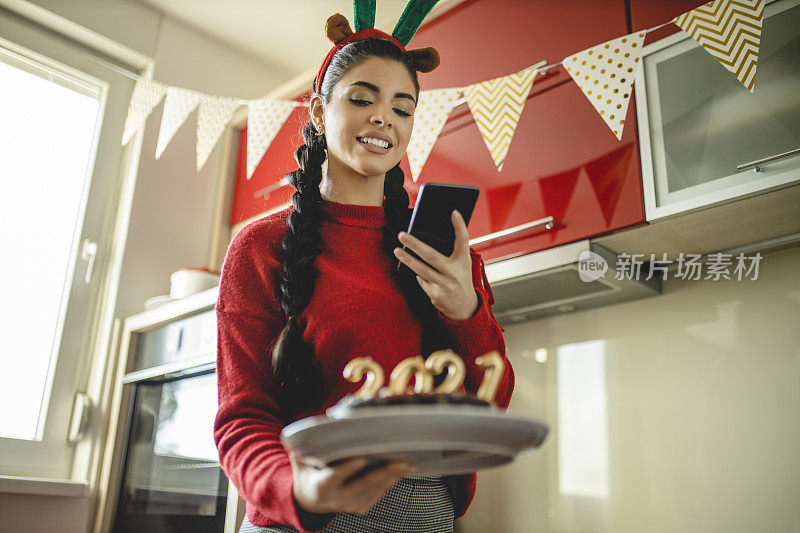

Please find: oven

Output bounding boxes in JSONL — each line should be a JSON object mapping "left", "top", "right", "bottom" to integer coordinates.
{"left": 112, "top": 370, "right": 228, "bottom": 532}
{"left": 104, "top": 301, "right": 242, "bottom": 533}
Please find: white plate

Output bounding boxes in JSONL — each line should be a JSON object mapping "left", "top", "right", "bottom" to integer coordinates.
{"left": 280, "top": 405, "right": 549, "bottom": 476}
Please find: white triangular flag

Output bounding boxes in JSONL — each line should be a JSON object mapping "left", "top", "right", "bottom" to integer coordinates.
{"left": 406, "top": 88, "right": 462, "bottom": 182}
{"left": 122, "top": 78, "right": 168, "bottom": 145}
{"left": 155, "top": 87, "right": 204, "bottom": 159}
{"left": 563, "top": 31, "right": 646, "bottom": 140}
{"left": 463, "top": 67, "right": 538, "bottom": 171}
{"left": 673, "top": 0, "right": 763, "bottom": 92}
{"left": 196, "top": 95, "right": 241, "bottom": 172}
{"left": 246, "top": 100, "right": 296, "bottom": 180}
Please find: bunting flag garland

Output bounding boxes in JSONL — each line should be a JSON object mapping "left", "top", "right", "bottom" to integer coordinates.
{"left": 463, "top": 67, "right": 538, "bottom": 172}
{"left": 406, "top": 87, "right": 462, "bottom": 182}
{"left": 155, "top": 87, "right": 204, "bottom": 160}
{"left": 121, "top": 78, "right": 168, "bottom": 145}
{"left": 245, "top": 99, "right": 296, "bottom": 180}
{"left": 196, "top": 95, "right": 241, "bottom": 172}
{"left": 672, "top": 0, "right": 764, "bottom": 92}
{"left": 119, "top": 5, "right": 767, "bottom": 179}
{"left": 564, "top": 32, "right": 646, "bottom": 140}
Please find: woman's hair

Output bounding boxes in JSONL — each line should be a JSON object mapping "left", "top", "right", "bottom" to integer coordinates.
{"left": 271, "top": 38, "right": 457, "bottom": 421}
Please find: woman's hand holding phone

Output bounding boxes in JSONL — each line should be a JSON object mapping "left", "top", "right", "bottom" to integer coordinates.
{"left": 291, "top": 453, "right": 416, "bottom": 516}
{"left": 394, "top": 210, "right": 479, "bottom": 322}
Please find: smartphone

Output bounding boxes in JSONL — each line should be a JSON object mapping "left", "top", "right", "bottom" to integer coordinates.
{"left": 397, "top": 182, "right": 480, "bottom": 271}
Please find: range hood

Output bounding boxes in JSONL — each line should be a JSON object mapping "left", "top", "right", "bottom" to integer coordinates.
{"left": 482, "top": 240, "right": 661, "bottom": 324}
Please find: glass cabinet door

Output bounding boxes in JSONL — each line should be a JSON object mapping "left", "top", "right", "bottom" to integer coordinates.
{"left": 636, "top": 0, "right": 800, "bottom": 220}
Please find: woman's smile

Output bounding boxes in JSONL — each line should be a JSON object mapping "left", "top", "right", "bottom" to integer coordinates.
{"left": 356, "top": 132, "right": 394, "bottom": 154}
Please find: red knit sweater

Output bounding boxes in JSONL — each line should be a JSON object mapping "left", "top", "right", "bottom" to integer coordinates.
{"left": 214, "top": 198, "right": 514, "bottom": 532}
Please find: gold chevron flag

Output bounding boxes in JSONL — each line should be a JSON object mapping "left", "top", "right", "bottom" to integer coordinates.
{"left": 407, "top": 88, "right": 462, "bottom": 182}
{"left": 564, "top": 31, "right": 646, "bottom": 140}
{"left": 197, "top": 95, "right": 241, "bottom": 172}
{"left": 463, "top": 66, "right": 538, "bottom": 172}
{"left": 122, "top": 78, "right": 168, "bottom": 145}
{"left": 246, "top": 100, "right": 296, "bottom": 180}
{"left": 673, "top": 0, "right": 763, "bottom": 92}
{"left": 155, "top": 87, "right": 204, "bottom": 160}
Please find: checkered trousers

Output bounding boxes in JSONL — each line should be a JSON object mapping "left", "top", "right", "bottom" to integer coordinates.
{"left": 238, "top": 472, "right": 454, "bottom": 533}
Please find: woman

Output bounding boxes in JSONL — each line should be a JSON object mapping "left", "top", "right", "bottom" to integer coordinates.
{"left": 214, "top": 14, "right": 514, "bottom": 533}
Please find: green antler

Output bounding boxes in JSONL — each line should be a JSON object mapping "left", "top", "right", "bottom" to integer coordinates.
{"left": 392, "top": 0, "right": 440, "bottom": 46}
{"left": 353, "top": 0, "right": 376, "bottom": 32}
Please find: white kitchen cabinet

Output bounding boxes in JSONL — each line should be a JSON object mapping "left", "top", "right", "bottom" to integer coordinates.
{"left": 635, "top": 0, "right": 800, "bottom": 221}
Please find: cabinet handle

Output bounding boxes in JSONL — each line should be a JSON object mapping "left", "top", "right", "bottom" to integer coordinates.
{"left": 737, "top": 147, "right": 800, "bottom": 172}
{"left": 254, "top": 176, "right": 291, "bottom": 199}
{"left": 469, "top": 216, "right": 555, "bottom": 249}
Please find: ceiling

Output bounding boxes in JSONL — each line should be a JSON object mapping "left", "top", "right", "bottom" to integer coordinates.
{"left": 136, "top": 0, "right": 460, "bottom": 86}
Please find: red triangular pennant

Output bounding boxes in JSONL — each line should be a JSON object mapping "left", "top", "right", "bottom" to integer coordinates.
{"left": 583, "top": 145, "right": 633, "bottom": 226}
{"left": 538, "top": 167, "right": 581, "bottom": 233}
{"left": 486, "top": 182, "right": 522, "bottom": 232}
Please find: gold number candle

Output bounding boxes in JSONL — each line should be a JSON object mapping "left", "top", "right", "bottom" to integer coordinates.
{"left": 475, "top": 350, "right": 505, "bottom": 404}
{"left": 342, "top": 357, "right": 384, "bottom": 399}
{"left": 425, "top": 349, "right": 466, "bottom": 394}
{"left": 389, "top": 355, "right": 433, "bottom": 395}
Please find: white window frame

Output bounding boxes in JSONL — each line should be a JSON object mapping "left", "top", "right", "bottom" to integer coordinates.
{"left": 0, "top": 0, "right": 152, "bottom": 493}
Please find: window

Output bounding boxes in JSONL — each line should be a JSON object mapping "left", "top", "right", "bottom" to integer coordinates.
{"left": 0, "top": 43, "right": 103, "bottom": 442}
{"left": 0, "top": 7, "right": 140, "bottom": 481}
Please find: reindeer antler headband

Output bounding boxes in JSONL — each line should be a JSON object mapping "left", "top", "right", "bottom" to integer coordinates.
{"left": 314, "top": 0, "right": 442, "bottom": 95}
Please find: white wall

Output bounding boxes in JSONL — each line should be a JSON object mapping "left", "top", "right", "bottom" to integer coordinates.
{"left": 458, "top": 244, "right": 800, "bottom": 533}
{"left": 29, "top": 0, "right": 292, "bottom": 321}
{"left": 0, "top": 492, "right": 90, "bottom": 533}
{"left": 0, "top": 2, "right": 290, "bottom": 532}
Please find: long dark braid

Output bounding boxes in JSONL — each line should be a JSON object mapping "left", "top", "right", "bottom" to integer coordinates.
{"left": 271, "top": 38, "right": 455, "bottom": 420}
{"left": 271, "top": 121, "right": 327, "bottom": 419}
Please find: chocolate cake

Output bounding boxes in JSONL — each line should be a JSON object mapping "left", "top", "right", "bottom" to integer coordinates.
{"left": 327, "top": 392, "right": 492, "bottom": 419}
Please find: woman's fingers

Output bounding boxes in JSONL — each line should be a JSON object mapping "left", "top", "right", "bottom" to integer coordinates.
{"left": 318, "top": 457, "right": 369, "bottom": 493}
{"left": 346, "top": 474, "right": 412, "bottom": 514}
{"left": 293, "top": 456, "right": 417, "bottom": 515}
{"left": 330, "top": 457, "right": 369, "bottom": 481}
{"left": 394, "top": 245, "right": 446, "bottom": 284}
{"left": 340, "top": 461, "right": 416, "bottom": 515}
{"left": 396, "top": 231, "right": 448, "bottom": 270}
{"left": 450, "top": 210, "right": 470, "bottom": 259}
{"left": 291, "top": 453, "right": 327, "bottom": 469}
{"left": 397, "top": 231, "right": 441, "bottom": 265}
{"left": 396, "top": 210, "right": 470, "bottom": 272}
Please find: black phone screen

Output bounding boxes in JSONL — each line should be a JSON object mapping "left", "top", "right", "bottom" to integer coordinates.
{"left": 397, "top": 182, "right": 479, "bottom": 271}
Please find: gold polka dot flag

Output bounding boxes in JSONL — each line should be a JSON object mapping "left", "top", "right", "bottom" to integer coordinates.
{"left": 563, "top": 31, "right": 646, "bottom": 140}
{"left": 406, "top": 87, "right": 463, "bottom": 182}
{"left": 673, "top": 0, "right": 763, "bottom": 92}
{"left": 463, "top": 66, "right": 539, "bottom": 172}
{"left": 121, "top": 78, "right": 167, "bottom": 146}
{"left": 245, "top": 99, "right": 296, "bottom": 180}
{"left": 155, "top": 87, "right": 204, "bottom": 160}
{"left": 196, "top": 95, "right": 241, "bottom": 172}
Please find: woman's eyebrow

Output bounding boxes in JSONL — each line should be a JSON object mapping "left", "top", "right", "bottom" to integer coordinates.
{"left": 349, "top": 81, "right": 416, "bottom": 104}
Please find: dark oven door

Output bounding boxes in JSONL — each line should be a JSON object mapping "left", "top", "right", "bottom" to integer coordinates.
{"left": 112, "top": 370, "right": 228, "bottom": 532}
